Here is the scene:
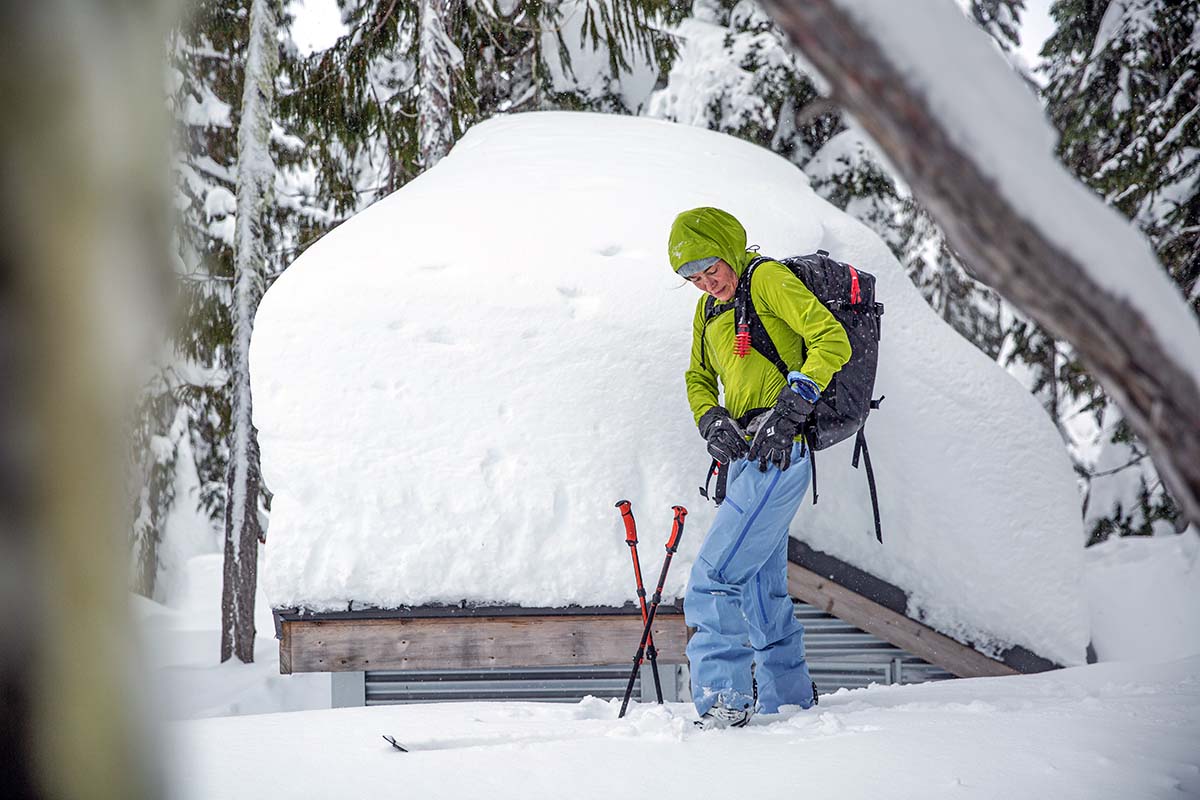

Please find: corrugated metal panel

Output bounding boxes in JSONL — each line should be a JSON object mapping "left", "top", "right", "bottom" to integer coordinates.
{"left": 362, "top": 600, "right": 955, "bottom": 705}
{"left": 366, "top": 665, "right": 638, "bottom": 705}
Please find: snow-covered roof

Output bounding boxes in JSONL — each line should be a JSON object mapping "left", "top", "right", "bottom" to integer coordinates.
{"left": 250, "top": 111, "right": 1089, "bottom": 666}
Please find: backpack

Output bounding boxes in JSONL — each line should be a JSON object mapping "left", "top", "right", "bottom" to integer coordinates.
{"left": 699, "top": 250, "right": 886, "bottom": 542}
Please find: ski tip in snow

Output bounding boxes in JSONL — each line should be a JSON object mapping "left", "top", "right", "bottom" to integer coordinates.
{"left": 382, "top": 735, "right": 408, "bottom": 752}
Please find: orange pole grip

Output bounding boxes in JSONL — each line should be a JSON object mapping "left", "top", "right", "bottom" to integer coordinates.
{"left": 666, "top": 505, "right": 687, "bottom": 552}
{"left": 615, "top": 499, "right": 638, "bottom": 545}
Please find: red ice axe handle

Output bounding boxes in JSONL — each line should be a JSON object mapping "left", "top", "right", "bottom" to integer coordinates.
{"left": 666, "top": 505, "right": 687, "bottom": 552}
{"left": 615, "top": 499, "right": 638, "bottom": 545}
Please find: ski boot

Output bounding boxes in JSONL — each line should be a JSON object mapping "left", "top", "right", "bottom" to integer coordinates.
{"left": 694, "top": 698, "right": 754, "bottom": 730}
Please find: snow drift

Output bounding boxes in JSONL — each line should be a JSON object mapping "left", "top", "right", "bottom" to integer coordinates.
{"left": 250, "top": 111, "right": 1088, "bottom": 665}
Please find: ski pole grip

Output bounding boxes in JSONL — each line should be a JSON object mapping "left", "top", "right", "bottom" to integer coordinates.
{"left": 666, "top": 505, "right": 687, "bottom": 552}
{"left": 615, "top": 500, "right": 637, "bottom": 544}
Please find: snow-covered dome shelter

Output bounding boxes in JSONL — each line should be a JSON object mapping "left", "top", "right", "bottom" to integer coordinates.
{"left": 251, "top": 112, "right": 1089, "bottom": 691}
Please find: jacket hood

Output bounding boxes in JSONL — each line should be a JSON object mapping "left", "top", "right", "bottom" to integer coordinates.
{"left": 667, "top": 207, "right": 752, "bottom": 277}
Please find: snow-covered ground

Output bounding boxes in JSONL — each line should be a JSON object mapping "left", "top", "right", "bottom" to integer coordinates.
{"left": 171, "top": 656, "right": 1200, "bottom": 800}
{"left": 138, "top": 538, "right": 1199, "bottom": 797}
{"left": 133, "top": 554, "right": 327, "bottom": 720}
{"left": 1086, "top": 532, "right": 1200, "bottom": 663}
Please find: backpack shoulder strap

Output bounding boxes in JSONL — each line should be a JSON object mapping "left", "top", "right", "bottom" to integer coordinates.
{"left": 703, "top": 293, "right": 731, "bottom": 320}
{"left": 738, "top": 256, "right": 789, "bottom": 378}
{"left": 699, "top": 295, "right": 734, "bottom": 370}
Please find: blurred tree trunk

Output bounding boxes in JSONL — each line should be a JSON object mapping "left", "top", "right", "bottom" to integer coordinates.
{"left": 760, "top": 0, "right": 1200, "bottom": 530}
{"left": 0, "top": 0, "right": 172, "bottom": 798}
{"left": 221, "top": 0, "right": 278, "bottom": 665}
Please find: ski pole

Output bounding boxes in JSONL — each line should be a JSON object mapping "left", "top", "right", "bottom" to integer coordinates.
{"left": 615, "top": 500, "right": 663, "bottom": 704}
{"left": 618, "top": 505, "right": 687, "bottom": 719}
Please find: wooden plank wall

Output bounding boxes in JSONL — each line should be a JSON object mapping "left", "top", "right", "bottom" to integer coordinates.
{"left": 280, "top": 614, "right": 689, "bottom": 674}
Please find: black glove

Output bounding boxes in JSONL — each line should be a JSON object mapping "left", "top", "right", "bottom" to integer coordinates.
{"left": 698, "top": 406, "right": 749, "bottom": 465}
{"left": 747, "top": 382, "right": 816, "bottom": 472}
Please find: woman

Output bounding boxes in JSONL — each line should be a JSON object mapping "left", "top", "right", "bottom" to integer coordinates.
{"left": 669, "top": 207, "right": 851, "bottom": 728}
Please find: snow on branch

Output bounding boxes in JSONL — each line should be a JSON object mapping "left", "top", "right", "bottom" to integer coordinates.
{"left": 759, "top": 0, "right": 1200, "bottom": 528}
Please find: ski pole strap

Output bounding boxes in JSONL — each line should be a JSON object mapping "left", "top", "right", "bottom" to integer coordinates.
{"left": 852, "top": 428, "right": 883, "bottom": 542}
{"left": 615, "top": 499, "right": 638, "bottom": 544}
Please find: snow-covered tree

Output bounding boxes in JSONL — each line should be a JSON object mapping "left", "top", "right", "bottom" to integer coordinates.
{"left": 758, "top": 0, "right": 1200, "bottom": 532}
{"left": 964, "top": 0, "right": 1025, "bottom": 52}
{"left": 1009, "top": 0, "right": 1200, "bottom": 541}
{"left": 419, "top": 0, "right": 459, "bottom": 166}
{"left": 133, "top": 0, "right": 247, "bottom": 601}
{"left": 285, "top": 0, "right": 681, "bottom": 215}
{"left": 132, "top": 0, "right": 319, "bottom": 607}
{"left": 1044, "top": 0, "right": 1198, "bottom": 311}
{"left": 129, "top": 382, "right": 181, "bottom": 597}
{"left": 899, "top": 198, "right": 1007, "bottom": 359}
{"left": 645, "top": 0, "right": 1015, "bottom": 359}
{"left": 220, "top": 0, "right": 279, "bottom": 664}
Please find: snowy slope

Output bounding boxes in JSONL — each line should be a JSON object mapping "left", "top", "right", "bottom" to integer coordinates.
{"left": 250, "top": 111, "right": 1087, "bottom": 665}
{"left": 172, "top": 657, "right": 1200, "bottom": 800}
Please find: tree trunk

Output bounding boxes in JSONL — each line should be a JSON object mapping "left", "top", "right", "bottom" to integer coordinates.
{"left": 759, "top": 0, "right": 1200, "bottom": 529}
{"left": 221, "top": 0, "right": 277, "bottom": 665}
{"left": 419, "top": 0, "right": 456, "bottom": 168}
{"left": 0, "top": 0, "right": 172, "bottom": 796}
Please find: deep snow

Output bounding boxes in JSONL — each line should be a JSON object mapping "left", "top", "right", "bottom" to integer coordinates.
{"left": 133, "top": 554, "right": 327, "bottom": 720}
{"left": 172, "top": 656, "right": 1200, "bottom": 800}
{"left": 250, "top": 111, "right": 1087, "bottom": 665}
{"left": 1086, "top": 532, "right": 1200, "bottom": 663}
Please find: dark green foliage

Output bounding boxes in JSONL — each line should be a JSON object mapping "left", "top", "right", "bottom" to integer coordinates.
{"left": 1083, "top": 419, "right": 1181, "bottom": 545}
{"left": 1024, "top": 0, "right": 1200, "bottom": 542}
{"left": 281, "top": 0, "right": 683, "bottom": 213}
{"left": 280, "top": 0, "right": 418, "bottom": 210}
{"left": 899, "top": 199, "right": 1006, "bottom": 361}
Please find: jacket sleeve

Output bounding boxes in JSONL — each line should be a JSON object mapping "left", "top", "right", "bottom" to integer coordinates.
{"left": 684, "top": 298, "right": 720, "bottom": 425}
{"left": 753, "top": 261, "right": 852, "bottom": 391}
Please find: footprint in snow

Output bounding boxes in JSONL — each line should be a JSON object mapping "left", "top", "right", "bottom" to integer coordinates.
{"left": 424, "top": 327, "right": 455, "bottom": 345}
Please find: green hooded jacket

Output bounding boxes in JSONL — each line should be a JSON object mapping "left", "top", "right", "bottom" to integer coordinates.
{"left": 668, "top": 207, "right": 853, "bottom": 425}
